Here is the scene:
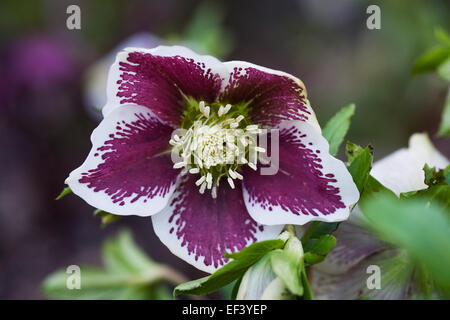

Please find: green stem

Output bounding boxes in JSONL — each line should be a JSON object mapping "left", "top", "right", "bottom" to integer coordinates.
{"left": 287, "top": 224, "right": 296, "bottom": 236}
{"left": 301, "top": 265, "right": 314, "bottom": 300}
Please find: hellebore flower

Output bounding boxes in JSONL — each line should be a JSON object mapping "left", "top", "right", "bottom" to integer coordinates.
{"left": 309, "top": 133, "right": 449, "bottom": 299}
{"left": 66, "top": 46, "right": 359, "bottom": 273}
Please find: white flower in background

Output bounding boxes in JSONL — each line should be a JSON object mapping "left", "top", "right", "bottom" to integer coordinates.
{"left": 371, "top": 133, "right": 448, "bottom": 195}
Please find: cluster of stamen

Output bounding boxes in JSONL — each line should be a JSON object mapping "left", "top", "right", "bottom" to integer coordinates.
{"left": 170, "top": 101, "right": 265, "bottom": 198}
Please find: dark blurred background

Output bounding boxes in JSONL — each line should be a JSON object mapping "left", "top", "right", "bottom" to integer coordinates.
{"left": 0, "top": 0, "right": 449, "bottom": 299}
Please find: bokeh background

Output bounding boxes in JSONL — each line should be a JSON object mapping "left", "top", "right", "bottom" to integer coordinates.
{"left": 0, "top": 0, "right": 449, "bottom": 299}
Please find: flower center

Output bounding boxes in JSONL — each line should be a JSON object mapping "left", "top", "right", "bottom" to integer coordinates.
{"left": 170, "top": 101, "right": 265, "bottom": 198}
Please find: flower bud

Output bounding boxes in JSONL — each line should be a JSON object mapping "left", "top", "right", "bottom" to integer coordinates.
{"left": 236, "top": 232, "right": 304, "bottom": 300}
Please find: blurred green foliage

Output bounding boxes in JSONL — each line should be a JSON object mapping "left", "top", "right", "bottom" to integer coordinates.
{"left": 42, "top": 230, "right": 183, "bottom": 299}
{"left": 413, "top": 27, "right": 450, "bottom": 137}
{"left": 362, "top": 193, "right": 450, "bottom": 297}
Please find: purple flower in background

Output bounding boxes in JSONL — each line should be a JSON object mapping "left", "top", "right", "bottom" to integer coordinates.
{"left": 1, "top": 34, "right": 77, "bottom": 120}
{"left": 66, "top": 46, "right": 359, "bottom": 272}
{"left": 9, "top": 34, "right": 74, "bottom": 88}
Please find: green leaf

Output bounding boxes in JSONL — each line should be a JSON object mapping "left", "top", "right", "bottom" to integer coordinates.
{"left": 94, "top": 209, "right": 122, "bottom": 227}
{"left": 42, "top": 267, "right": 131, "bottom": 300}
{"left": 230, "top": 276, "right": 243, "bottom": 300}
{"left": 300, "top": 222, "right": 338, "bottom": 266}
{"left": 438, "top": 95, "right": 450, "bottom": 136}
{"left": 322, "top": 104, "right": 356, "bottom": 156}
{"left": 401, "top": 165, "right": 450, "bottom": 210}
{"left": 420, "top": 185, "right": 450, "bottom": 210}
{"left": 173, "top": 239, "right": 285, "bottom": 297}
{"left": 303, "top": 234, "right": 337, "bottom": 265}
{"left": 301, "top": 221, "right": 339, "bottom": 243}
{"left": 42, "top": 266, "right": 171, "bottom": 300}
{"left": 102, "top": 230, "right": 157, "bottom": 274}
{"left": 412, "top": 47, "right": 450, "bottom": 75}
{"left": 423, "top": 164, "right": 450, "bottom": 187}
{"left": 182, "top": 1, "right": 233, "bottom": 58}
{"left": 219, "top": 279, "right": 238, "bottom": 299}
{"left": 345, "top": 141, "right": 366, "bottom": 164}
{"left": 360, "top": 175, "right": 396, "bottom": 203}
{"left": 346, "top": 144, "right": 373, "bottom": 193}
{"left": 42, "top": 230, "right": 174, "bottom": 300}
{"left": 56, "top": 187, "right": 72, "bottom": 200}
{"left": 270, "top": 237, "right": 304, "bottom": 296}
{"left": 437, "top": 57, "right": 450, "bottom": 82}
{"left": 361, "top": 193, "right": 450, "bottom": 290}
{"left": 435, "top": 27, "right": 450, "bottom": 47}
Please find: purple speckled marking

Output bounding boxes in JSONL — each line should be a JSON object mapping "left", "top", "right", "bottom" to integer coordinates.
{"left": 244, "top": 125, "right": 345, "bottom": 216}
{"left": 222, "top": 67, "right": 311, "bottom": 126}
{"left": 117, "top": 52, "right": 223, "bottom": 127}
{"left": 79, "top": 112, "right": 179, "bottom": 205}
{"left": 168, "top": 176, "right": 262, "bottom": 268}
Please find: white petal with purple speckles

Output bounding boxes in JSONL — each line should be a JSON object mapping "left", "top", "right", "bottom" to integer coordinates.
{"left": 66, "top": 104, "right": 180, "bottom": 217}
{"left": 243, "top": 120, "right": 359, "bottom": 225}
{"left": 152, "top": 176, "right": 284, "bottom": 273}
{"left": 103, "top": 45, "right": 229, "bottom": 126}
{"left": 221, "top": 61, "right": 320, "bottom": 130}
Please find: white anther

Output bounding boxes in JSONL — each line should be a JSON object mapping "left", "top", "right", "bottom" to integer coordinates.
{"left": 204, "top": 106, "right": 210, "bottom": 118}
{"left": 199, "top": 101, "right": 205, "bottom": 113}
{"left": 234, "top": 171, "right": 243, "bottom": 180}
{"left": 195, "top": 175, "right": 206, "bottom": 186}
{"left": 240, "top": 136, "right": 248, "bottom": 147}
{"left": 224, "top": 104, "right": 232, "bottom": 114}
{"left": 236, "top": 115, "right": 244, "bottom": 122}
{"left": 227, "top": 177, "right": 235, "bottom": 189}
{"left": 248, "top": 162, "right": 257, "bottom": 171}
{"left": 199, "top": 182, "right": 207, "bottom": 194}
{"left": 230, "top": 122, "right": 239, "bottom": 129}
{"left": 173, "top": 161, "right": 185, "bottom": 169}
{"left": 196, "top": 157, "right": 203, "bottom": 168}
{"left": 255, "top": 146, "right": 266, "bottom": 153}
{"left": 218, "top": 105, "right": 225, "bottom": 117}
{"left": 212, "top": 186, "right": 217, "bottom": 199}
{"left": 228, "top": 168, "right": 237, "bottom": 179}
{"left": 189, "top": 168, "right": 199, "bottom": 174}
{"left": 206, "top": 173, "right": 213, "bottom": 189}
